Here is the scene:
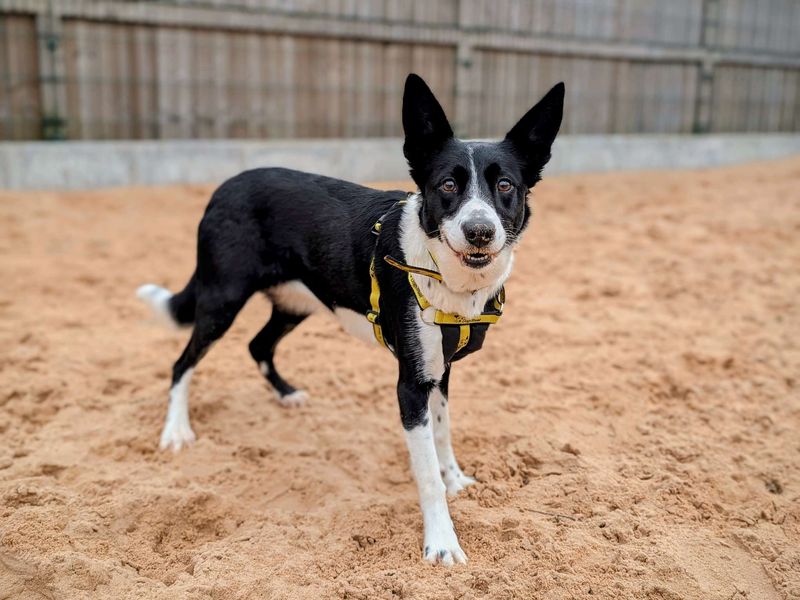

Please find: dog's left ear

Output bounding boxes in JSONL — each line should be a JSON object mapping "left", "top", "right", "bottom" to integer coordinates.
{"left": 403, "top": 74, "right": 454, "bottom": 186}
{"left": 504, "top": 82, "right": 565, "bottom": 187}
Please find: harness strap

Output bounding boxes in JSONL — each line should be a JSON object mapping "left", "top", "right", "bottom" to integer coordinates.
{"left": 367, "top": 256, "right": 390, "bottom": 351}
{"left": 456, "top": 325, "right": 471, "bottom": 353}
{"left": 366, "top": 195, "right": 504, "bottom": 357}
{"left": 383, "top": 255, "right": 443, "bottom": 282}
{"left": 405, "top": 269, "right": 503, "bottom": 325}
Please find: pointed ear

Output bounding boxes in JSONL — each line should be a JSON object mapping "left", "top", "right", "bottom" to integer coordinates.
{"left": 402, "top": 74, "right": 454, "bottom": 185}
{"left": 504, "top": 82, "right": 565, "bottom": 187}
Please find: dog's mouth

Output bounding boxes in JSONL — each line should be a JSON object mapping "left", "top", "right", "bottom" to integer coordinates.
{"left": 442, "top": 236, "right": 497, "bottom": 269}
{"left": 462, "top": 252, "right": 492, "bottom": 268}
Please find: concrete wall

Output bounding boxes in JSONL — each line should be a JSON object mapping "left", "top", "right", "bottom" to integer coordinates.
{"left": 1, "top": 134, "right": 799, "bottom": 190}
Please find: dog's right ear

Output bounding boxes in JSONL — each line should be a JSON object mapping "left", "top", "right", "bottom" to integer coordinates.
{"left": 402, "top": 74, "right": 453, "bottom": 186}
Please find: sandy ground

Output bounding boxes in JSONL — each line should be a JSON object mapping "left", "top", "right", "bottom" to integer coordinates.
{"left": 0, "top": 157, "right": 799, "bottom": 600}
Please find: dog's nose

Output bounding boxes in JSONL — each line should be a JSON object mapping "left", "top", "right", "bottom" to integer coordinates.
{"left": 462, "top": 220, "right": 495, "bottom": 248}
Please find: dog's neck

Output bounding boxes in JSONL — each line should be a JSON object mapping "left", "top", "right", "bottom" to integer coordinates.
{"left": 398, "top": 193, "right": 513, "bottom": 319}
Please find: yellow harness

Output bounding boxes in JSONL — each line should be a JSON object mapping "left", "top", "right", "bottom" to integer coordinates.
{"left": 367, "top": 200, "right": 505, "bottom": 356}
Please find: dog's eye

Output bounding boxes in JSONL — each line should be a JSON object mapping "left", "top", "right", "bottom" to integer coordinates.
{"left": 497, "top": 178, "right": 513, "bottom": 193}
{"left": 440, "top": 179, "right": 457, "bottom": 193}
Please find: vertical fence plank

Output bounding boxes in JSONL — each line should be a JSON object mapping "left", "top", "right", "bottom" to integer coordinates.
{"left": 0, "top": 15, "right": 41, "bottom": 139}
{"left": 76, "top": 21, "right": 96, "bottom": 139}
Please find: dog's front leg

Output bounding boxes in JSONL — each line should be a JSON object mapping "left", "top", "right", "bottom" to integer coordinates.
{"left": 430, "top": 368, "right": 476, "bottom": 496}
{"left": 398, "top": 374, "right": 467, "bottom": 566}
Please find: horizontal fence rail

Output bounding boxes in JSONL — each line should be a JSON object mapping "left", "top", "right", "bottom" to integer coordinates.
{"left": 0, "top": 0, "right": 798, "bottom": 141}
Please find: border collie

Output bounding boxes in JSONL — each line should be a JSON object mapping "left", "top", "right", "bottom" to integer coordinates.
{"left": 138, "top": 74, "right": 564, "bottom": 565}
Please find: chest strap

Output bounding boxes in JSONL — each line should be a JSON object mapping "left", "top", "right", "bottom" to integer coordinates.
{"left": 367, "top": 256, "right": 388, "bottom": 350}
{"left": 368, "top": 253, "right": 504, "bottom": 355}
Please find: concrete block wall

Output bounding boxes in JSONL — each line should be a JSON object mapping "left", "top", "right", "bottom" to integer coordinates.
{"left": 0, "top": 134, "right": 798, "bottom": 191}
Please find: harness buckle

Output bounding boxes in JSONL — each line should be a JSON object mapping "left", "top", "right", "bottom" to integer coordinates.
{"left": 366, "top": 310, "right": 380, "bottom": 324}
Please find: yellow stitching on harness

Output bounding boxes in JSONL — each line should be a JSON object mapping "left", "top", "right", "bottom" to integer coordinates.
{"left": 456, "top": 325, "right": 470, "bottom": 352}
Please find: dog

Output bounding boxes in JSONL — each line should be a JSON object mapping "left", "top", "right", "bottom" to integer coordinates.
{"left": 137, "top": 73, "right": 564, "bottom": 566}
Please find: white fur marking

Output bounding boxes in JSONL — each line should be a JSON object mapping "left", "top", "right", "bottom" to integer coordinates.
{"left": 334, "top": 307, "right": 377, "bottom": 345}
{"left": 137, "top": 283, "right": 180, "bottom": 329}
{"left": 442, "top": 143, "right": 507, "bottom": 254}
{"left": 411, "top": 305, "right": 445, "bottom": 383}
{"left": 259, "top": 361, "right": 270, "bottom": 376}
{"left": 430, "top": 388, "right": 475, "bottom": 496}
{"left": 267, "top": 281, "right": 325, "bottom": 315}
{"left": 277, "top": 389, "right": 308, "bottom": 407}
{"left": 405, "top": 414, "right": 467, "bottom": 566}
{"left": 160, "top": 368, "right": 196, "bottom": 452}
{"left": 268, "top": 283, "right": 378, "bottom": 347}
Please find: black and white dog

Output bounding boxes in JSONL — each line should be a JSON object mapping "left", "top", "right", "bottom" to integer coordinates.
{"left": 138, "top": 74, "right": 563, "bottom": 565}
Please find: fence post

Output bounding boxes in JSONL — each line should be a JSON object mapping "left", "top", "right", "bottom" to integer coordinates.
{"left": 454, "top": 40, "right": 474, "bottom": 138}
{"left": 454, "top": 0, "right": 473, "bottom": 137}
{"left": 36, "top": 2, "right": 67, "bottom": 140}
{"left": 693, "top": 0, "right": 720, "bottom": 133}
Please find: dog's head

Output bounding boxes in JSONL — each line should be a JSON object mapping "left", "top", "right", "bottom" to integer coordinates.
{"left": 402, "top": 74, "right": 563, "bottom": 290}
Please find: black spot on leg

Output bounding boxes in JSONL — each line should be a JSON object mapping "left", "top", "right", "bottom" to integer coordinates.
{"left": 437, "top": 415, "right": 441, "bottom": 422}
{"left": 440, "top": 469, "right": 445, "bottom": 478}
{"left": 398, "top": 378, "right": 436, "bottom": 430}
{"left": 425, "top": 545, "right": 430, "bottom": 555}
{"left": 441, "top": 401, "right": 445, "bottom": 407}
{"left": 439, "top": 550, "right": 446, "bottom": 559}
{"left": 449, "top": 464, "right": 455, "bottom": 471}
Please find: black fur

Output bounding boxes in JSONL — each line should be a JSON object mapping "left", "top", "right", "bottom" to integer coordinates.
{"left": 159, "top": 73, "right": 563, "bottom": 434}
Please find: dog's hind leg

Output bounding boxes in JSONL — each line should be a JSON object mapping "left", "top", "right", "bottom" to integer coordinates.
{"left": 430, "top": 368, "right": 475, "bottom": 496}
{"left": 249, "top": 309, "right": 308, "bottom": 406}
{"left": 160, "top": 283, "right": 253, "bottom": 451}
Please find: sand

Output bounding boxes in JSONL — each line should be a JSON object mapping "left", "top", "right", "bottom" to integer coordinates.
{"left": 1, "top": 157, "right": 799, "bottom": 600}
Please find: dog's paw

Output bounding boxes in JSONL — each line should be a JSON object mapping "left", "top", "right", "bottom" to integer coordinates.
{"left": 423, "top": 528, "right": 467, "bottom": 566}
{"left": 443, "top": 468, "right": 476, "bottom": 497}
{"left": 276, "top": 389, "right": 308, "bottom": 407}
{"left": 159, "top": 417, "right": 196, "bottom": 452}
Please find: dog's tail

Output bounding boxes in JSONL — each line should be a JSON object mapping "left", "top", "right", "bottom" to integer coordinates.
{"left": 136, "top": 274, "right": 196, "bottom": 328}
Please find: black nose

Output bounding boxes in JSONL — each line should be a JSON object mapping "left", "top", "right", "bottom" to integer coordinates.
{"left": 462, "top": 220, "right": 495, "bottom": 247}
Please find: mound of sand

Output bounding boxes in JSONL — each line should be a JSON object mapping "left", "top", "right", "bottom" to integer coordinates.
{"left": 1, "top": 158, "right": 798, "bottom": 599}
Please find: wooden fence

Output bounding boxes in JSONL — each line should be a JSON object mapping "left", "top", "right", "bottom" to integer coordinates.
{"left": 1, "top": 0, "right": 798, "bottom": 141}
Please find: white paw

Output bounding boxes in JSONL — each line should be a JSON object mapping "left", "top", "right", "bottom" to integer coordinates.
{"left": 443, "top": 467, "right": 476, "bottom": 497}
{"left": 159, "top": 415, "right": 196, "bottom": 452}
{"left": 276, "top": 389, "right": 308, "bottom": 407}
{"left": 423, "top": 526, "right": 467, "bottom": 566}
